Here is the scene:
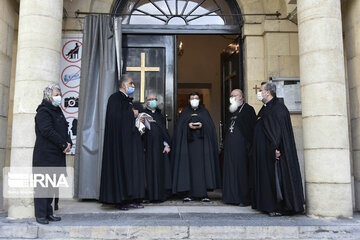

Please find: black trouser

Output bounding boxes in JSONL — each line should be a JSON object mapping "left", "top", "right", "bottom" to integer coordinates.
{"left": 34, "top": 197, "right": 54, "bottom": 218}
{"left": 34, "top": 184, "right": 55, "bottom": 218}
{"left": 54, "top": 187, "right": 59, "bottom": 206}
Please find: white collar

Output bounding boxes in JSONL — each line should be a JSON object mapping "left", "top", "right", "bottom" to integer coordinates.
{"left": 146, "top": 106, "right": 156, "bottom": 113}
{"left": 120, "top": 89, "right": 128, "bottom": 97}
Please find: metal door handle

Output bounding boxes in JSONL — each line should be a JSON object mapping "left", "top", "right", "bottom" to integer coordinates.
{"left": 165, "top": 114, "right": 171, "bottom": 129}
{"left": 219, "top": 121, "right": 223, "bottom": 149}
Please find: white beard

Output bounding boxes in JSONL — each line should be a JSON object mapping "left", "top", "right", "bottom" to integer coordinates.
{"left": 229, "top": 101, "right": 241, "bottom": 113}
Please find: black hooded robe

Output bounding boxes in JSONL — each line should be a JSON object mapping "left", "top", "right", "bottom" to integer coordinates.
{"left": 252, "top": 98, "right": 304, "bottom": 214}
{"left": 222, "top": 103, "right": 256, "bottom": 205}
{"left": 171, "top": 105, "right": 221, "bottom": 198}
{"left": 99, "top": 91, "right": 145, "bottom": 204}
{"left": 142, "top": 108, "right": 172, "bottom": 202}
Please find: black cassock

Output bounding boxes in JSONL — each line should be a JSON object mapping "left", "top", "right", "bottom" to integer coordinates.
{"left": 222, "top": 103, "right": 256, "bottom": 205}
{"left": 252, "top": 98, "right": 304, "bottom": 214}
{"left": 142, "top": 108, "right": 172, "bottom": 202}
{"left": 99, "top": 91, "right": 145, "bottom": 204}
{"left": 172, "top": 105, "right": 221, "bottom": 198}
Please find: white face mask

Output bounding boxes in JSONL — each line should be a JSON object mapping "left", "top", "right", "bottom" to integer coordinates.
{"left": 52, "top": 95, "right": 62, "bottom": 107}
{"left": 257, "top": 91, "right": 263, "bottom": 102}
{"left": 190, "top": 99, "right": 200, "bottom": 108}
{"left": 229, "top": 97, "right": 237, "bottom": 105}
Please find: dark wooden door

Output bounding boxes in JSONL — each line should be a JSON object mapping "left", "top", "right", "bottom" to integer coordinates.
{"left": 122, "top": 35, "right": 176, "bottom": 134}
{"left": 220, "top": 37, "right": 243, "bottom": 143}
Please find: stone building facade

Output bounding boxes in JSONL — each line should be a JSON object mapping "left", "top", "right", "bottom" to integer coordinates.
{"left": 0, "top": 0, "right": 359, "bottom": 219}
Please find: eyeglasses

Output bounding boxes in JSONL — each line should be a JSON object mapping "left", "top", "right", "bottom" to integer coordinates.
{"left": 147, "top": 98, "right": 158, "bottom": 101}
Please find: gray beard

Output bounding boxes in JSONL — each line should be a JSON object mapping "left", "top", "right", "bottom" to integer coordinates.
{"left": 229, "top": 101, "right": 241, "bottom": 113}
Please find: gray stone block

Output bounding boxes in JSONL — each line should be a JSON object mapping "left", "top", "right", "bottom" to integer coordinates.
{"left": 299, "top": 226, "right": 360, "bottom": 239}
{"left": 189, "top": 226, "right": 246, "bottom": 239}
{"left": 127, "top": 226, "right": 188, "bottom": 239}
{"left": 245, "top": 226, "right": 299, "bottom": 239}
{"left": 0, "top": 225, "right": 38, "bottom": 238}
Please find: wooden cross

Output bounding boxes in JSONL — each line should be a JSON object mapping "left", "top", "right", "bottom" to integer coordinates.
{"left": 225, "top": 73, "right": 236, "bottom": 81}
{"left": 126, "top": 52, "right": 160, "bottom": 102}
{"left": 253, "top": 84, "right": 260, "bottom": 94}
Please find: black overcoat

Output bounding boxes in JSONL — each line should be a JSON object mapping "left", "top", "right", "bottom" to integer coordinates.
{"left": 33, "top": 99, "right": 72, "bottom": 167}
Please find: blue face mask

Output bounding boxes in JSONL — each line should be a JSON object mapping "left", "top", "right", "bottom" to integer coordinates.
{"left": 126, "top": 86, "right": 135, "bottom": 95}
{"left": 149, "top": 100, "right": 158, "bottom": 109}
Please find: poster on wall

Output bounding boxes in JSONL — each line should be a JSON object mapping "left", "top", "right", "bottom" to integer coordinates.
{"left": 59, "top": 34, "right": 83, "bottom": 154}
{"left": 270, "top": 77, "right": 302, "bottom": 113}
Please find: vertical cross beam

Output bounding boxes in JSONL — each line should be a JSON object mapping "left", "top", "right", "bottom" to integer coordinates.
{"left": 126, "top": 52, "right": 160, "bottom": 102}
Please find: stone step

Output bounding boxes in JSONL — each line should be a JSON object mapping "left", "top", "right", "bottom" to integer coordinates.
{"left": 1, "top": 211, "right": 360, "bottom": 239}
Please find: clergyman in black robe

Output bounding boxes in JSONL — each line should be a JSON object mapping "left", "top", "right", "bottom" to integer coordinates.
{"left": 99, "top": 74, "right": 145, "bottom": 210}
{"left": 252, "top": 82, "right": 304, "bottom": 216}
{"left": 222, "top": 89, "right": 256, "bottom": 205}
{"left": 142, "top": 93, "right": 172, "bottom": 202}
{"left": 172, "top": 92, "right": 221, "bottom": 202}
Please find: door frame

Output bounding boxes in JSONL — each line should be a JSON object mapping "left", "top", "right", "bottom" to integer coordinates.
{"left": 122, "top": 34, "right": 177, "bottom": 135}
{"left": 122, "top": 32, "right": 243, "bottom": 137}
{"left": 220, "top": 36, "right": 243, "bottom": 141}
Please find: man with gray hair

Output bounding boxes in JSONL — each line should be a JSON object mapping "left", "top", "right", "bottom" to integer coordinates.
{"left": 99, "top": 74, "right": 146, "bottom": 210}
{"left": 141, "top": 93, "right": 172, "bottom": 202}
{"left": 251, "top": 82, "right": 304, "bottom": 216}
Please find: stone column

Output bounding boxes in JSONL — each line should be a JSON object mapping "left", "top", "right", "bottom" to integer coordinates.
{"left": 8, "top": 0, "right": 63, "bottom": 219}
{"left": 298, "top": 0, "right": 353, "bottom": 218}
{"left": 0, "top": 0, "right": 16, "bottom": 210}
{"left": 343, "top": 0, "right": 360, "bottom": 211}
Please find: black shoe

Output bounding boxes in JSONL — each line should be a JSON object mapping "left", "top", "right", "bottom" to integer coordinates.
{"left": 269, "top": 212, "right": 282, "bottom": 217}
{"left": 128, "top": 203, "right": 144, "bottom": 209}
{"left": 36, "top": 217, "right": 49, "bottom": 224}
{"left": 239, "top": 203, "right": 250, "bottom": 207}
{"left": 117, "top": 204, "right": 130, "bottom": 211}
{"left": 201, "top": 197, "right": 211, "bottom": 202}
{"left": 183, "top": 197, "right": 192, "bottom": 202}
{"left": 47, "top": 215, "right": 61, "bottom": 221}
{"left": 54, "top": 204, "right": 59, "bottom": 211}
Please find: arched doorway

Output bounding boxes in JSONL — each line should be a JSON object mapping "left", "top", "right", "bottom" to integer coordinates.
{"left": 112, "top": 0, "right": 242, "bottom": 33}
{"left": 111, "top": 0, "right": 243, "bottom": 139}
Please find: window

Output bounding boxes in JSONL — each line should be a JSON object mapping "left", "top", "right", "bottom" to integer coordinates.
{"left": 113, "top": 0, "right": 240, "bottom": 25}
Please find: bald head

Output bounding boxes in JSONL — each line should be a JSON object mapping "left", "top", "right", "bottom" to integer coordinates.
{"left": 230, "top": 89, "right": 243, "bottom": 103}
{"left": 231, "top": 89, "right": 243, "bottom": 98}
